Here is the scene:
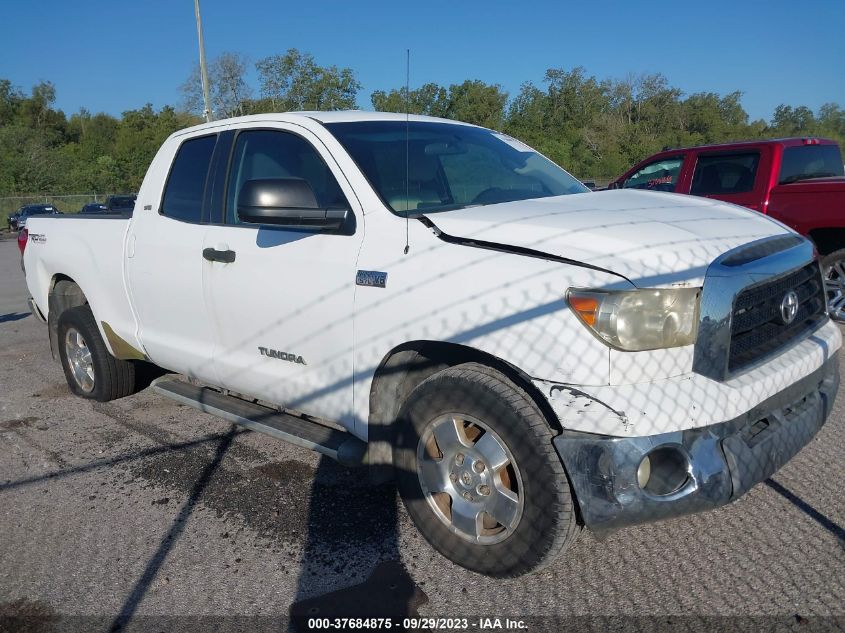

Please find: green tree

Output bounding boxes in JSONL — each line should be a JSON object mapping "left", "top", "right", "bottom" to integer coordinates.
{"left": 770, "top": 105, "right": 817, "bottom": 135}
{"left": 371, "top": 82, "right": 449, "bottom": 116}
{"left": 443, "top": 80, "right": 507, "bottom": 129}
{"left": 114, "top": 104, "right": 198, "bottom": 191}
{"left": 2, "top": 63, "right": 845, "bottom": 216}
{"left": 371, "top": 80, "right": 507, "bottom": 128}
{"left": 181, "top": 52, "right": 252, "bottom": 119}
{"left": 254, "top": 49, "right": 361, "bottom": 112}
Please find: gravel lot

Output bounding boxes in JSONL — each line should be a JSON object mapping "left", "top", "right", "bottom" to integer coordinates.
{"left": 0, "top": 235, "right": 843, "bottom": 632}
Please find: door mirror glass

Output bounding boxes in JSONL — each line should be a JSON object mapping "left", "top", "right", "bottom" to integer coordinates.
{"left": 237, "top": 178, "right": 349, "bottom": 230}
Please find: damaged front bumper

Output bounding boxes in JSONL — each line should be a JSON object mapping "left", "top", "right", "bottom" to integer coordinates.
{"left": 550, "top": 354, "right": 839, "bottom": 532}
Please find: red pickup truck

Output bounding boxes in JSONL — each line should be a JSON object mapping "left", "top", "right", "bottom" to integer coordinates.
{"left": 609, "top": 138, "right": 845, "bottom": 318}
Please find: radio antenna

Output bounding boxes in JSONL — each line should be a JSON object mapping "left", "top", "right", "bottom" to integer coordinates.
{"left": 403, "top": 48, "right": 410, "bottom": 255}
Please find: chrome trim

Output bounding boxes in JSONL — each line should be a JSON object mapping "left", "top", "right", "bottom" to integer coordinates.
{"left": 693, "top": 235, "right": 820, "bottom": 381}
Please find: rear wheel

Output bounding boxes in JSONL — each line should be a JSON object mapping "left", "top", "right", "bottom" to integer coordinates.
{"left": 58, "top": 305, "right": 136, "bottom": 401}
{"left": 394, "top": 362, "right": 579, "bottom": 577}
{"left": 822, "top": 249, "right": 845, "bottom": 321}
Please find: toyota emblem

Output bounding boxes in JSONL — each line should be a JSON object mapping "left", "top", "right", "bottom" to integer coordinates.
{"left": 780, "top": 290, "right": 799, "bottom": 325}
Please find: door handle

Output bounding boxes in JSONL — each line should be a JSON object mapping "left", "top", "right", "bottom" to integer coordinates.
{"left": 202, "top": 247, "right": 236, "bottom": 263}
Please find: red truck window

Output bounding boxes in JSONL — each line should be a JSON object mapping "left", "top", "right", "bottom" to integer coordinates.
{"left": 779, "top": 145, "right": 844, "bottom": 184}
{"left": 690, "top": 152, "right": 759, "bottom": 195}
{"left": 622, "top": 157, "right": 683, "bottom": 192}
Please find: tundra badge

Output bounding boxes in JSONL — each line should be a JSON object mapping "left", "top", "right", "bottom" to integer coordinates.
{"left": 258, "top": 347, "right": 306, "bottom": 365}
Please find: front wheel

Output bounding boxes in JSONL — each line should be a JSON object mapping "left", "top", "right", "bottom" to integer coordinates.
{"left": 394, "top": 363, "right": 579, "bottom": 577}
{"left": 822, "top": 249, "right": 845, "bottom": 321}
{"left": 57, "top": 305, "right": 136, "bottom": 401}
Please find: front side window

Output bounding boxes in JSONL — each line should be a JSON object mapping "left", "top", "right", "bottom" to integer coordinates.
{"left": 691, "top": 152, "right": 759, "bottom": 195}
{"left": 325, "top": 121, "right": 588, "bottom": 215}
{"left": 623, "top": 157, "right": 684, "bottom": 191}
{"left": 225, "top": 130, "right": 347, "bottom": 224}
{"left": 161, "top": 134, "right": 217, "bottom": 223}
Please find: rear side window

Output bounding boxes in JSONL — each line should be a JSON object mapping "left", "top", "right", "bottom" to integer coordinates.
{"left": 225, "top": 130, "right": 347, "bottom": 224}
{"left": 161, "top": 135, "right": 217, "bottom": 222}
{"left": 623, "top": 157, "right": 684, "bottom": 191}
{"left": 779, "top": 145, "right": 844, "bottom": 184}
{"left": 690, "top": 152, "right": 759, "bottom": 195}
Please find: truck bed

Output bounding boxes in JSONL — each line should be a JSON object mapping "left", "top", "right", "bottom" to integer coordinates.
{"left": 23, "top": 213, "right": 140, "bottom": 361}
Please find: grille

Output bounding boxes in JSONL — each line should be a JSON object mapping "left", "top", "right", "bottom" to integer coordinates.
{"left": 728, "top": 262, "right": 826, "bottom": 372}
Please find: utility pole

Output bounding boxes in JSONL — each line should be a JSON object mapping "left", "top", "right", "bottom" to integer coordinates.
{"left": 194, "top": 0, "right": 213, "bottom": 122}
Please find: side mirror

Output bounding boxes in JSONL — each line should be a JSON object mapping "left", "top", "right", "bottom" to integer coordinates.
{"left": 237, "top": 178, "right": 349, "bottom": 231}
{"left": 607, "top": 181, "right": 620, "bottom": 190}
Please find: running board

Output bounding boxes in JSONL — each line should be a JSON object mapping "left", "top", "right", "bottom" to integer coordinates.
{"left": 152, "top": 378, "right": 367, "bottom": 467}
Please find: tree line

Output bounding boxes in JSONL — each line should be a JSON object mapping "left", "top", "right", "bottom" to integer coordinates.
{"left": 1, "top": 48, "right": 843, "bottom": 206}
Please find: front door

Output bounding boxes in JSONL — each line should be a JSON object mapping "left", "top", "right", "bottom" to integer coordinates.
{"left": 203, "top": 126, "right": 364, "bottom": 429}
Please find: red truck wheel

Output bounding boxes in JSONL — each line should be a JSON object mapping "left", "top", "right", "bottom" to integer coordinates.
{"left": 822, "top": 249, "right": 845, "bottom": 321}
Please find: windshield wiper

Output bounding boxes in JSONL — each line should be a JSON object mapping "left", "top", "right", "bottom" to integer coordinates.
{"left": 780, "top": 172, "right": 839, "bottom": 184}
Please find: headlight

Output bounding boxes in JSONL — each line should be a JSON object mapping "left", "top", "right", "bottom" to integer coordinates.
{"left": 567, "top": 287, "right": 700, "bottom": 351}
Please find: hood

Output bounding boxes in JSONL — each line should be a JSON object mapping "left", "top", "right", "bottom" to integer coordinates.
{"left": 423, "top": 190, "right": 792, "bottom": 287}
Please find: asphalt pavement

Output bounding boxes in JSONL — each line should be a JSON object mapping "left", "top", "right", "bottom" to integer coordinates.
{"left": 0, "top": 235, "right": 843, "bottom": 632}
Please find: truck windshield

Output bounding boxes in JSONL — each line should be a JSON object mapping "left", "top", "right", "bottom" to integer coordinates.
{"left": 779, "top": 144, "right": 844, "bottom": 184}
{"left": 325, "top": 121, "right": 588, "bottom": 215}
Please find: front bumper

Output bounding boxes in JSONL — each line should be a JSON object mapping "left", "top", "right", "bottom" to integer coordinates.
{"left": 553, "top": 354, "right": 839, "bottom": 531}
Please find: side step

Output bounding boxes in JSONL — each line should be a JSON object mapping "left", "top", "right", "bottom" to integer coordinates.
{"left": 152, "top": 378, "right": 367, "bottom": 467}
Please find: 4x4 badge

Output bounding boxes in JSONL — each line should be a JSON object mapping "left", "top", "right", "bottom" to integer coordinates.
{"left": 356, "top": 270, "right": 387, "bottom": 288}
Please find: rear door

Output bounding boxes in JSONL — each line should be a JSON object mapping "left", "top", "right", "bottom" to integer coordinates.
{"left": 127, "top": 133, "right": 219, "bottom": 380}
{"left": 689, "top": 147, "right": 772, "bottom": 211}
{"left": 202, "top": 124, "right": 364, "bottom": 428}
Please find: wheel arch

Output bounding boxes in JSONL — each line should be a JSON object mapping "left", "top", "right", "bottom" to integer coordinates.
{"left": 47, "top": 275, "right": 90, "bottom": 361}
{"left": 366, "top": 340, "right": 563, "bottom": 482}
{"left": 807, "top": 228, "right": 845, "bottom": 256}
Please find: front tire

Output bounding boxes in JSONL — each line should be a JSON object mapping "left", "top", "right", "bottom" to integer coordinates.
{"left": 57, "top": 305, "right": 136, "bottom": 401}
{"left": 394, "top": 363, "right": 579, "bottom": 577}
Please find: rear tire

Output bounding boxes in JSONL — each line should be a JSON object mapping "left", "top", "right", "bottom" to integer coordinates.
{"left": 57, "top": 305, "right": 136, "bottom": 402}
{"left": 822, "top": 249, "right": 845, "bottom": 321}
{"left": 394, "top": 362, "right": 579, "bottom": 577}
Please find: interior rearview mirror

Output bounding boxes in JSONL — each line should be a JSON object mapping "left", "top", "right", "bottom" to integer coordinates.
{"left": 237, "top": 178, "right": 349, "bottom": 231}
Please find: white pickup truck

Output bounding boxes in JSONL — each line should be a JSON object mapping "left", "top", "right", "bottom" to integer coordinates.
{"left": 23, "top": 112, "right": 840, "bottom": 577}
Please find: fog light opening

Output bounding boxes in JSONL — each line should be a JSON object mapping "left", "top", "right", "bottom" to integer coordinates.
{"left": 639, "top": 446, "right": 689, "bottom": 496}
{"left": 637, "top": 455, "right": 651, "bottom": 489}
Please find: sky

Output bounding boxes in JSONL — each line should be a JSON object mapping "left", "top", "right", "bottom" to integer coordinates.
{"left": 1, "top": 0, "right": 843, "bottom": 122}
